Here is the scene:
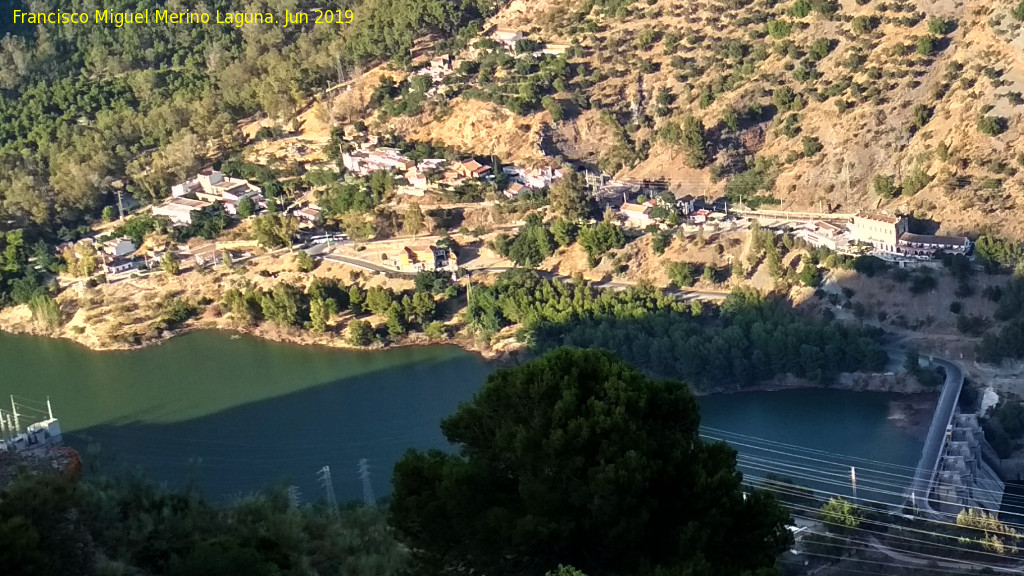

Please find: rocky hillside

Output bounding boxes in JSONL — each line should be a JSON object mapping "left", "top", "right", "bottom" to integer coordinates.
{"left": 359, "top": 0, "right": 1024, "bottom": 238}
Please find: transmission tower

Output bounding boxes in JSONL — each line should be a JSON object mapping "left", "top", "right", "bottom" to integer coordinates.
{"left": 358, "top": 458, "right": 376, "bottom": 508}
{"left": 286, "top": 485, "right": 302, "bottom": 510}
{"left": 318, "top": 465, "right": 337, "bottom": 512}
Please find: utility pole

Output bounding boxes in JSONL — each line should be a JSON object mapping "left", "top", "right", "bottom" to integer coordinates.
{"left": 10, "top": 396, "right": 19, "bottom": 435}
{"left": 851, "top": 467, "right": 857, "bottom": 499}
{"left": 117, "top": 189, "right": 125, "bottom": 221}
{"left": 358, "top": 458, "right": 376, "bottom": 508}
{"left": 46, "top": 397, "right": 53, "bottom": 421}
{"left": 318, "top": 465, "right": 337, "bottom": 512}
{"left": 286, "top": 485, "right": 302, "bottom": 510}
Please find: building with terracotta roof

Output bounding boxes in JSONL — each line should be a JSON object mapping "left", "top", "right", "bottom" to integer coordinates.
{"left": 850, "top": 211, "right": 908, "bottom": 253}
{"left": 619, "top": 202, "right": 653, "bottom": 227}
{"left": 452, "top": 159, "right": 491, "bottom": 179}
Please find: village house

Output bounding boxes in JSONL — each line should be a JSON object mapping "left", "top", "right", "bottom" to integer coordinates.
{"left": 520, "top": 166, "right": 563, "bottom": 189}
{"left": 850, "top": 211, "right": 908, "bottom": 253}
{"left": 192, "top": 243, "right": 222, "bottom": 267}
{"left": 152, "top": 197, "right": 213, "bottom": 226}
{"left": 504, "top": 183, "right": 529, "bottom": 199}
{"left": 342, "top": 147, "right": 416, "bottom": 176}
{"left": 676, "top": 195, "right": 696, "bottom": 215}
{"left": 395, "top": 245, "right": 457, "bottom": 273}
{"left": 619, "top": 202, "right": 653, "bottom": 227}
{"left": 404, "top": 168, "right": 430, "bottom": 190}
{"left": 689, "top": 208, "right": 713, "bottom": 224}
{"left": 295, "top": 206, "right": 321, "bottom": 224}
{"left": 100, "top": 237, "right": 137, "bottom": 258}
{"left": 103, "top": 256, "right": 143, "bottom": 276}
{"left": 849, "top": 211, "right": 971, "bottom": 259}
{"left": 451, "top": 159, "right": 492, "bottom": 180}
{"left": 491, "top": 28, "right": 524, "bottom": 52}
{"left": 171, "top": 169, "right": 264, "bottom": 215}
{"left": 898, "top": 233, "right": 972, "bottom": 258}
{"left": 418, "top": 55, "right": 453, "bottom": 83}
{"left": 793, "top": 221, "right": 846, "bottom": 251}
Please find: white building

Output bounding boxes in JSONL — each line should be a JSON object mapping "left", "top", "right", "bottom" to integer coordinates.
{"left": 850, "top": 211, "right": 907, "bottom": 254}
{"left": 101, "top": 238, "right": 137, "bottom": 258}
{"left": 153, "top": 197, "right": 213, "bottom": 225}
{"left": 521, "top": 166, "right": 563, "bottom": 189}
{"left": 491, "top": 28, "right": 524, "bottom": 51}
{"left": 172, "top": 169, "right": 264, "bottom": 215}
{"left": 342, "top": 147, "right": 416, "bottom": 175}
{"left": 620, "top": 203, "right": 653, "bottom": 227}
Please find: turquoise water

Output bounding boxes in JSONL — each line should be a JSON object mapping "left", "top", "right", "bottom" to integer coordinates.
{"left": 0, "top": 331, "right": 925, "bottom": 504}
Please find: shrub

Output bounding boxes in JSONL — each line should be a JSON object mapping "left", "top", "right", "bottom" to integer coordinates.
{"left": 802, "top": 136, "right": 823, "bottom": 157}
{"left": 978, "top": 116, "right": 1008, "bottom": 136}
{"left": 872, "top": 174, "right": 899, "bottom": 198}
{"left": 789, "top": 0, "right": 811, "bottom": 18}
{"left": 852, "top": 16, "right": 875, "bottom": 34}
{"left": 911, "top": 104, "right": 932, "bottom": 131}
{"left": 909, "top": 274, "right": 937, "bottom": 294}
{"left": 542, "top": 96, "right": 565, "bottom": 121}
{"left": 767, "top": 19, "right": 793, "bottom": 39}
{"left": 810, "top": 0, "right": 840, "bottom": 16}
{"left": 809, "top": 38, "right": 833, "bottom": 60}
{"left": 1014, "top": 1, "right": 1024, "bottom": 22}
{"left": 901, "top": 167, "right": 932, "bottom": 196}
{"left": 915, "top": 35, "right": 935, "bottom": 56}
{"left": 661, "top": 116, "right": 708, "bottom": 168}
{"left": 949, "top": 301, "right": 963, "bottom": 314}
{"left": 928, "top": 17, "right": 952, "bottom": 35}
{"left": 772, "top": 86, "right": 795, "bottom": 111}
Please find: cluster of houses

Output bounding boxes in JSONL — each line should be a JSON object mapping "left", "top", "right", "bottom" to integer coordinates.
{"left": 153, "top": 169, "right": 266, "bottom": 225}
{"left": 58, "top": 235, "right": 149, "bottom": 277}
{"left": 500, "top": 165, "right": 564, "bottom": 198}
{"left": 341, "top": 144, "right": 564, "bottom": 199}
{"left": 794, "top": 211, "right": 971, "bottom": 260}
{"left": 617, "top": 194, "right": 709, "bottom": 228}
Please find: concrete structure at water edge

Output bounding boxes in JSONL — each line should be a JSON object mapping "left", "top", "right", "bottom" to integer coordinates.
{"left": 905, "top": 357, "right": 1004, "bottom": 520}
{"left": 0, "top": 396, "right": 62, "bottom": 453}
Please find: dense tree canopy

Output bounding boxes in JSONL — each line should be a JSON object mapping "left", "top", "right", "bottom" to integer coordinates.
{"left": 391, "top": 347, "right": 793, "bottom": 576}
{"left": 0, "top": 0, "right": 500, "bottom": 231}
{"left": 467, "top": 271, "right": 886, "bottom": 388}
{"left": 0, "top": 472, "right": 406, "bottom": 576}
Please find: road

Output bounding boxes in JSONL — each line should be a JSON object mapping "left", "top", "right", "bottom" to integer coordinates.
{"left": 867, "top": 535, "right": 1023, "bottom": 573}
{"left": 314, "top": 249, "right": 731, "bottom": 301}
{"left": 322, "top": 253, "right": 408, "bottom": 275}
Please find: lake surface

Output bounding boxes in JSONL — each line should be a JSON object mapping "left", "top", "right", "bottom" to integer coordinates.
{"left": 0, "top": 331, "right": 925, "bottom": 505}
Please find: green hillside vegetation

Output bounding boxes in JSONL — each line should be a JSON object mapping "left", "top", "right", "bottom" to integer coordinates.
{"left": 0, "top": 0, "right": 499, "bottom": 230}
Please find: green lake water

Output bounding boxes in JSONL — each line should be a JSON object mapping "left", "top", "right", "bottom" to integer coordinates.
{"left": 0, "top": 331, "right": 925, "bottom": 504}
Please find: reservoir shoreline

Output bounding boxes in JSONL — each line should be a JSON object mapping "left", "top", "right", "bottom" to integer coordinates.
{"left": 0, "top": 330, "right": 931, "bottom": 502}
{"left": 0, "top": 307, "right": 931, "bottom": 398}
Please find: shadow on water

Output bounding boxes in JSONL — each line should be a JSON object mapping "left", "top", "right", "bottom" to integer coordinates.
{"left": 68, "top": 351, "right": 491, "bottom": 504}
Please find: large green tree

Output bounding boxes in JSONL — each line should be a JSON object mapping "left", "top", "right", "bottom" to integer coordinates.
{"left": 391, "top": 348, "right": 792, "bottom": 576}
{"left": 547, "top": 170, "right": 590, "bottom": 222}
